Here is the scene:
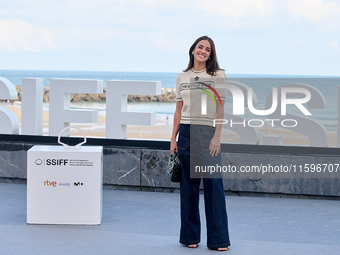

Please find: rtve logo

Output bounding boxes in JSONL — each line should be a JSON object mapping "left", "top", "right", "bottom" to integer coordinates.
{"left": 44, "top": 180, "right": 57, "bottom": 187}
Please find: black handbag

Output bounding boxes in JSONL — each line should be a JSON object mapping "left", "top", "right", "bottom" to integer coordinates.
{"left": 167, "top": 152, "right": 182, "bottom": 182}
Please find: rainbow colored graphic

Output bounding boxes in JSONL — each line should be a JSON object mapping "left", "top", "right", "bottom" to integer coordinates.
{"left": 198, "top": 82, "right": 223, "bottom": 106}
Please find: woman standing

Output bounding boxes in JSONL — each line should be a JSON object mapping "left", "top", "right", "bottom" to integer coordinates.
{"left": 170, "top": 36, "right": 230, "bottom": 251}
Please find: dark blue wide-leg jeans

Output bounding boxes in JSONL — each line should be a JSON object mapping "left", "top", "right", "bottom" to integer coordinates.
{"left": 177, "top": 124, "right": 230, "bottom": 249}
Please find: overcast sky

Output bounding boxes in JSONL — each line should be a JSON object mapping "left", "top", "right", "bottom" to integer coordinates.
{"left": 0, "top": 0, "right": 339, "bottom": 75}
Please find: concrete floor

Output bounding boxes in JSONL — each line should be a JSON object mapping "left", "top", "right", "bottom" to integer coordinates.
{"left": 1, "top": 182, "right": 340, "bottom": 255}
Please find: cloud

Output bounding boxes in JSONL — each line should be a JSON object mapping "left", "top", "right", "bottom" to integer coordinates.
{"left": 0, "top": 19, "right": 54, "bottom": 52}
{"left": 0, "top": 0, "right": 339, "bottom": 74}
{"left": 286, "top": 0, "right": 340, "bottom": 31}
{"left": 329, "top": 40, "right": 340, "bottom": 53}
{"left": 198, "top": 0, "right": 277, "bottom": 28}
{"left": 293, "top": 37, "right": 304, "bottom": 46}
{"left": 292, "top": 37, "right": 313, "bottom": 54}
{"left": 286, "top": 0, "right": 340, "bottom": 22}
{"left": 147, "top": 32, "right": 189, "bottom": 52}
{"left": 0, "top": 0, "right": 193, "bottom": 54}
{"left": 0, "top": 0, "right": 180, "bottom": 29}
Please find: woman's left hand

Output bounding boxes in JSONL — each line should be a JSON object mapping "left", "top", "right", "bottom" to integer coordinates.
{"left": 209, "top": 135, "right": 221, "bottom": 157}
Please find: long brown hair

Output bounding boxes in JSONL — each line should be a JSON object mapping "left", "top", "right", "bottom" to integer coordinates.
{"left": 183, "top": 35, "right": 224, "bottom": 76}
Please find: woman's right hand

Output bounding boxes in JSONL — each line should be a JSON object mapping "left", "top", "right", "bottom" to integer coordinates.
{"left": 170, "top": 139, "right": 178, "bottom": 156}
{"left": 170, "top": 101, "right": 183, "bottom": 156}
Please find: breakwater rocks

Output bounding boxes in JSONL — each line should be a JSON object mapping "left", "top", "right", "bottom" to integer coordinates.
{"left": 14, "top": 86, "right": 176, "bottom": 102}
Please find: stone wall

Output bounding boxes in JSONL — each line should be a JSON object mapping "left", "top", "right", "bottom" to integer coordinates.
{"left": 1, "top": 140, "right": 339, "bottom": 197}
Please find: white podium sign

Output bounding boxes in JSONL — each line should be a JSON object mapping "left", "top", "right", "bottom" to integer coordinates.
{"left": 27, "top": 145, "right": 103, "bottom": 225}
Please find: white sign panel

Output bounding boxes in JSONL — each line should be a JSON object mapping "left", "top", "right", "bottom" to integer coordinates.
{"left": 27, "top": 145, "right": 103, "bottom": 225}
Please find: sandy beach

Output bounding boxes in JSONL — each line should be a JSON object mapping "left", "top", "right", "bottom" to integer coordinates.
{"left": 1, "top": 102, "right": 337, "bottom": 146}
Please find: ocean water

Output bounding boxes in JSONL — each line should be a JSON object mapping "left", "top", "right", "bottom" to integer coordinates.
{"left": 0, "top": 70, "right": 179, "bottom": 124}
{"left": 1, "top": 70, "right": 339, "bottom": 130}
{"left": 0, "top": 70, "right": 178, "bottom": 87}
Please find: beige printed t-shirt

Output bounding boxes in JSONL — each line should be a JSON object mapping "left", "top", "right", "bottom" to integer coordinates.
{"left": 176, "top": 68, "right": 227, "bottom": 127}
